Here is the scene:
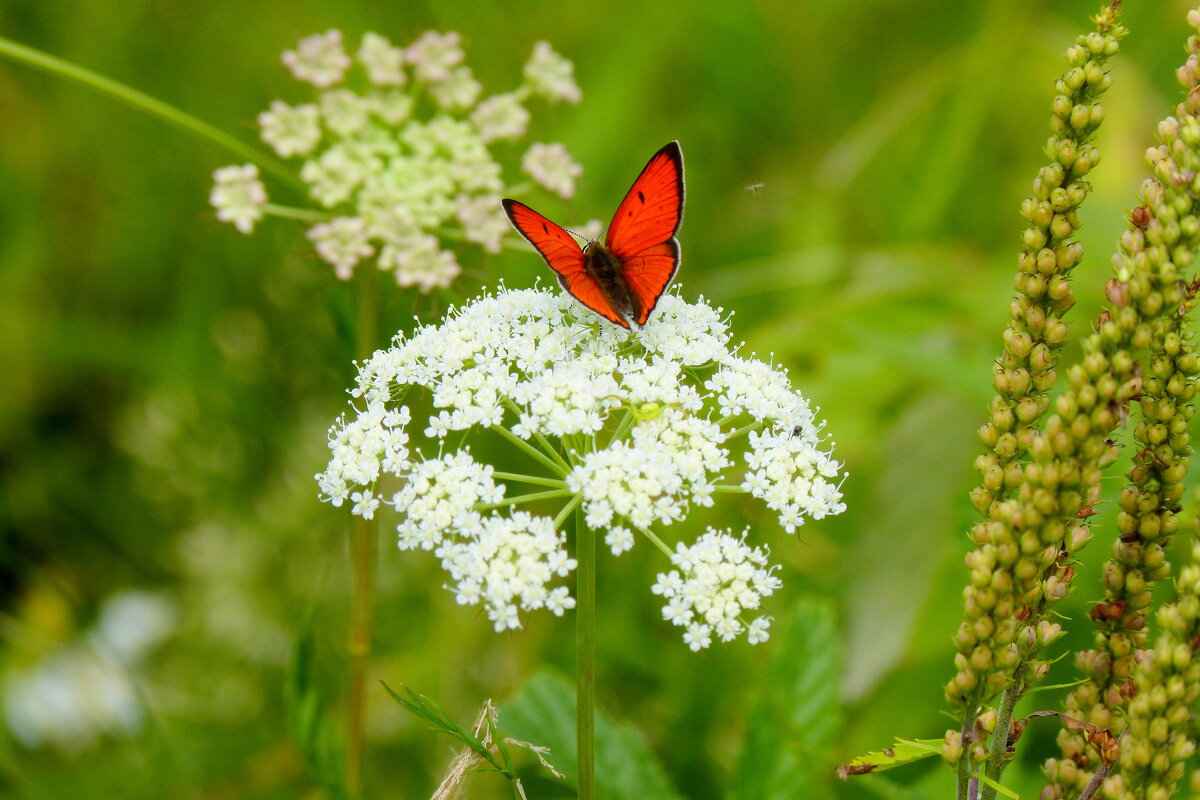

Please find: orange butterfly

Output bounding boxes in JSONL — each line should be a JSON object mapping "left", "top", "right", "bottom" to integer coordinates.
{"left": 503, "top": 141, "right": 684, "bottom": 329}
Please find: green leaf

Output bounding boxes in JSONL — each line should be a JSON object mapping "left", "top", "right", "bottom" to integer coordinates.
{"left": 731, "top": 595, "right": 842, "bottom": 800}
{"left": 379, "top": 681, "right": 507, "bottom": 775}
{"left": 839, "top": 738, "right": 943, "bottom": 775}
{"left": 974, "top": 772, "right": 1020, "bottom": 799}
{"left": 284, "top": 617, "right": 347, "bottom": 799}
{"left": 500, "top": 671, "right": 682, "bottom": 800}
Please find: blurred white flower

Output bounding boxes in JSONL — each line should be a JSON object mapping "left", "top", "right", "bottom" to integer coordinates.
{"left": 430, "top": 66, "right": 482, "bottom": 110}
{"left": 407, "top": 30, "right": 464, "bottom": 83}
{"left": 212, "top": 30, "right": 584, "bottom": 287}
{"left": 209, "top": 164, "right": 267, "bottom": 234}
{"left": 282, "top": 29, "right": 351, "bottom": 87}
{"left": 523, "top": 142, "right": 583, "bottom": 198}
{"left": 319, "top": 88, "right": 372, "bottom": 136}
{"left": 3, "top": 591, "right": 176, "bottom": 753}
{"left": 470, "top": 93, "right": 530, "bottom": 142}
{"left": 307, "top": 216, "right": 374, "bottom": 280}
{"left": 258, "top": 101, "right": 322, "bottom": 158}
{"left": 455, "top": 194, "right": 509, "bottom": 253}
{"left": 357, "top": 32, "right": 406, "bottom": 86}
{"left": 316, "top": 287, "right": 846, "bottom": 645}
{"left": 379, "top": 233, "right": 461, "bottom": 291}
{"left": 524, "top": 41, "right": 582, "bottom": 103}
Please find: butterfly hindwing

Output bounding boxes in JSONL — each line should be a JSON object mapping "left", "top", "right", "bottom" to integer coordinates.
{"left": 618, "top": 240, "right": 680, "bottom": 326}
{"left": 502, "top": 199, "right": 624, "bottom": 326}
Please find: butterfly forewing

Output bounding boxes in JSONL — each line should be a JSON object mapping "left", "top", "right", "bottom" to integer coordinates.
{"left": 604, "top": 141, "right": 685, "bottom": 260}
{"left": 501, "top": 199, "right": 625, "bottom": 325}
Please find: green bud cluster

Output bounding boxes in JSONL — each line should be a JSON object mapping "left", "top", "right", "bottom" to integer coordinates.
{"left": 1097, "top": 539, "right": 1200, "bottom": 800}
{"left": 948, "top": 8, "right": 1127, "bottom": 713}
{"left": 1042, "top": 14, "right": 1200, "bottom": 799}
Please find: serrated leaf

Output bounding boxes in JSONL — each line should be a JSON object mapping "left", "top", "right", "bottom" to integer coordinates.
{"left": 500, "top": 671, "right": 682, "bottom": 800}
{"left": 838, "top": 738, "right": 943, "bottom": 776}
{"left": 731, "top": 595, "right": 842, "bottom": 800}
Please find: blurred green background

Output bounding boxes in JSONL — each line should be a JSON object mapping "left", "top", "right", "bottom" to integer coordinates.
{"left": 1, "top": 0, "right": 1196, "bottom": 797}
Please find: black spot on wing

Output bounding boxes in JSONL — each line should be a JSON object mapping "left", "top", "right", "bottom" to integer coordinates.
{"left": 637, "top": 190, "right": 645, "bottom": 203}
{"left": 542, "top": 223, "right": 548, "bottom": 233}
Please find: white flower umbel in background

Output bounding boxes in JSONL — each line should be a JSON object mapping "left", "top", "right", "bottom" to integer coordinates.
{"left": 3, "top": 591, "right": 176, "bottom": 752}
{"left": 316, "top": 287, "right": 846, "bottom": 648}
{"left": 209, "top": 30, "right": 584, "bottom": 291}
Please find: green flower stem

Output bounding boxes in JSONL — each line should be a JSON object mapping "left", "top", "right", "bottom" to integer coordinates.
{"left": 264, "top": 203, "right": 330, "bottom": 222}
{"left": 725, "top": 421, "right": 766, "bottom": 439}
{"left": 710, "top": 485, "right": 745, "bottom": 494}
{"left": 604, "top": 410, "right": 635, "bottom": 448}
{"left": 637, "top": 526, "right": 674, "bottom": 559}
{"left": 980, "top": 671, "right": 1023, "bottom": 800}
{"left": 475, "top": 488, "right": 574, "bottom": 511}
{"left": 575, "top": 508, "right": 596, "bottom": 800}
{"left": 491, "top": 425, "right": 569, "bottom": 478}
{"left": 533, "top": 431, "right": 573, "bottom": 472}
{"left": 553, "top": 495, "right": 582, "bottom": 530}
{"left": 347, "top": 262, "right": 381, "bottom": 798}
{"left": 491, "top": 471, "right": 569, "bottom": 488}
{"left": 0, "top": 36, "right": 304, "bottom": 194}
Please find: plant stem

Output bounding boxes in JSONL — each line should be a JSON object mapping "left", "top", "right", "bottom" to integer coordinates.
{"left": 980, "top": 671, "right": 1024, "bottom": 800}
{"left": 346, "top": 264, "right": 380, "bottom": 798}
{"left": 491, "top": 471, "right": 569, "bottom": 488}
{"left": 475, "top": 488, "right": 574, "bottom": 511}
{"left": 956, "top": 709, "right": 978, "bottom": 800}
{"left": 0, "top": 36, "right": 304, "bottom": 193}
{"left": 575, "top": 509, "right": 596, "bottom": 800}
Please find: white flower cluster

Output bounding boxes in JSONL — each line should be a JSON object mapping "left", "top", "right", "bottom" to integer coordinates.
{"left": 210, "top": 30, "right": 584, "bottom": 288}
{"left": 652, "top": 529, "right": 780, "bottom": 651}
{"left": 210, "top": 164, "right": 266, "bottom": 234}
{"left": 315, "top": 287, "right": 846, "bottom": 645}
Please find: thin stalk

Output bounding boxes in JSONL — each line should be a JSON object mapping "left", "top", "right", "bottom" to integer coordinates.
{"left": 726, "top": 420, "right": 766, "bottom": 440}
{"left": 346, "top": 264, "right": 380, "bottom": 798}
{"left": 636, "top": 526, "right": 674, "bottom": 559}
{"left": 265, "top": 203, "right": 330, "bottom": 222}
{"left": 475, "top": 488, "right": 573, "bottom": 511}
{"left": 491, "top": 424, "right": 569, "bottom": 478}
{"left": 491, "top": 471, "right": 569, "bottom": 489}
{"left": 553, "top": 495, "right": 582, "bottom": 530}
{"left": 533, "top": 430, "right": 572, "bottom": 472}
{"left": 980, "top": 672, "right": 1024, "bottom": 800}
{"left": 0, "top": 36, "right": 304, "bottom": 193}
{"left": 575, "top": 509, "right": 596, "bottom": 800}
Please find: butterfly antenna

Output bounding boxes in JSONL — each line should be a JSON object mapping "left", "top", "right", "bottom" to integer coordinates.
{"left": 564, "top": 227, "right": 589, "bottom": 244}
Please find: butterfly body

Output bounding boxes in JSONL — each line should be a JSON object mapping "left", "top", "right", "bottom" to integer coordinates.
{"left": 503, "top": 141, "right": 684, "bottom": 329}
{"left": 580, "top": 241, "right": 641, "bottom": 324}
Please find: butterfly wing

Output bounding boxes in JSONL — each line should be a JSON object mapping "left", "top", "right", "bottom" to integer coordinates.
{"left": 502, "top": 199, "right": 626, "bottom": 326}
{"left": 604, "top": 141, "right": 685, "bottom": 326}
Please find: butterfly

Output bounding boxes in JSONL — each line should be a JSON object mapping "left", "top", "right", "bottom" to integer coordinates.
{"left": 503, "top": 141, "right": 684, "bottom": 329}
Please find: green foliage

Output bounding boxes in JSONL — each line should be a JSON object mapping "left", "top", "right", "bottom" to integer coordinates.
{"left": 731, "top": 596, "right": 841, "bottom": 800}
{"left": 501, "top": 671, "right": 682, "bottom": 800}
{"left": 841, "top": 738, "right": 944, "bottom": 775}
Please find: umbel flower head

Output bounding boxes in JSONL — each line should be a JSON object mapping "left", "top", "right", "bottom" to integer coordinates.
{"left": 209, "top": 30, "right": 583, "bottom": 290}
{"left": 316, "top": 286, "right": 846, "bottom": 647}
